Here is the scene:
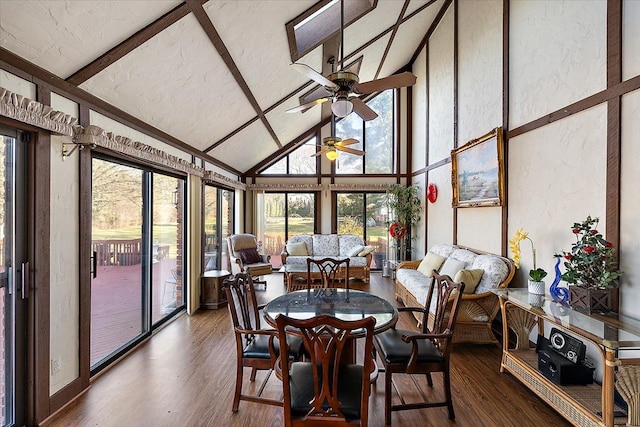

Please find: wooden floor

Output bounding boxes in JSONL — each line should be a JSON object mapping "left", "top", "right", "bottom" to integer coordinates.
{"left": 43, "top": 273, "right": 571, "bottom": 427}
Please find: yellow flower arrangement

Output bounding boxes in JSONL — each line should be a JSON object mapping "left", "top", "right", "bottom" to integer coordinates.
{"left": 509, "top": 228, "right": 547, "bottom": 281}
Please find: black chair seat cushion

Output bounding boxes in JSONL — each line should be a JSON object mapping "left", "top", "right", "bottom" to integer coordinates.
{"left": 375, "top": 328, "right": 444, "bottom": 364}
{"left": 288, "top": 362, "right": 363, "bottom": 420}
{"left": 243, "top": 333, "right": 304, "bottom": 360}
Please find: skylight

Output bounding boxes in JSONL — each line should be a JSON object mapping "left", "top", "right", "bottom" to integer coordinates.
{"left": 286, "top": 0, "right": 376, "bottom": 62}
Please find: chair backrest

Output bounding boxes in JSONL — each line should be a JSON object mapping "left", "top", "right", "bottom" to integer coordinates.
{"left": 223, "top": 273, "right": 262, "bottom": 343}
{"left": 228, "top": 234, "right": 259, "bottom": 257}
{"left": 424, "top": 271, "right": 466, "bottom": 343}
{"left": 275, "top": 314, "right": 376, "bottom": 426}
{"left": 307, "top": 257, "right": 350, "bottom": 290}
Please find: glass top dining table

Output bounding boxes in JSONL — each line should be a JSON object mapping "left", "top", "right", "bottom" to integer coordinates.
{"left": 262, "top": 289, "right": 398, "bottom": 335}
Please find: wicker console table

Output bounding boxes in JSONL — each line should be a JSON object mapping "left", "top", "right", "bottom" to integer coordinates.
{"left": 494, "top": 289, "right": 640, "bottom": 427}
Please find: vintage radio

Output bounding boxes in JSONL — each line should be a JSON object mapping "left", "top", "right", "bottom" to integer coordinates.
{"left": 548, "top": 327, "right": 586, "bottom": 363}
{"left": 537, "top": 333, "right": 594, "bottom": 386}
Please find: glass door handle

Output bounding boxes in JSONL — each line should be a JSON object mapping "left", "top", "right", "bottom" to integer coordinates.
{"left": 21, "top": 261, "right": 29, "bottom": 300}
{"left": 91, "top": 250, "right": 97, "bottom": 279}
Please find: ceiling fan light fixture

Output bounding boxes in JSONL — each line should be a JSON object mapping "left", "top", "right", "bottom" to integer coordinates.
{"left": 332, "top": 97, "right": 353, "bottom": 117}
{"left": 325, "top": 149, "right": 339, "bottom": 161}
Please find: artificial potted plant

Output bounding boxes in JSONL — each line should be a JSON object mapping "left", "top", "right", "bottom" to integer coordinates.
{"left": 385, "top": 184, "right": 421, "bottom": 261}
{"left": 556, "top": 216, "right": 622, "bottom": 313}
{"left": 509, "top": 228, "right": 547, "bottom": 295}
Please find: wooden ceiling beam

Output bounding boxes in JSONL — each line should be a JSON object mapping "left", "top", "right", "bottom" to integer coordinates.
{"left": 409, "top": 0, "right": 453, "bottom": 66}
{"left": 187, "top": 0, "right": 282, "bottom": 149}
{"left": 374, "top": 0, "right": 412, "bottom": 81}
{"left": 65, "top": 2, "right": 193, "bottom": 85}
{"left": 0, "top": 48, "right": 241, "bottom": 176}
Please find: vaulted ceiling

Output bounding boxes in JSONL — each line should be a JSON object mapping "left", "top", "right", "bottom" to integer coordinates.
{"left": 0, "top": 0, "right": 445, "bottom": 175}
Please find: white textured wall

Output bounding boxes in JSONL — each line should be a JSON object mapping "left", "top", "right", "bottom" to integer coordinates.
{"left": 457, "top": 0, "right": 502, "bottom": 143}
{"left": 508, "top": 105, "right": 608, "bottom": 289}
{"left": 457, "top": 208, "right": 502, "bottom": 254}
{"left": 510, "top": 0, "right": 607, "bottom": 128}
{"left": 89, "top": 111, "right": 191, "bottom": 162}
{"left": 49, "top": 133, "right": 80, "bottom": 395}
{"left": 623, "top": 0, "right": 640, "bottom": 80}
{"left": 412, "top": 47, "right": 427, "bottom": 171}
{"left": 426, "top": 164, "right": 454, "bottom": 249}
{"left": 428, "top": 5, "right": 455, "bottom": 163}
{"left": 49, "top": 93, "right": 80, "bottom": 395}
{"left": 620, "top": 90, "right": 640, "bottom": 317}
{"left": 0, "top": 70, "right": 36, "bottom": 98}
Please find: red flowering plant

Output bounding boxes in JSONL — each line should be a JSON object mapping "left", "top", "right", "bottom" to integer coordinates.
{"left": 556, "top": 216, "right": 622, "bottom": 289}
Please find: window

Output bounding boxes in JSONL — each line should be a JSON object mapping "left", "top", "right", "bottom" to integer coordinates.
{"left": 336, "top": 90, "right": 395, "bottom": 174}
{"left": 255, "top": 192, "right": 317, "bottom": 268}
{"left": 336, "top": 192, "right": 388, "bottom": 269}
{"left": 203, "top": 185, "right": 235, "bottom": 272}
{"left": 261, "top": 137, "right": 317, "bottom": 175}
{"left": 90, "top": 156, "right": 186, "bottom": 373}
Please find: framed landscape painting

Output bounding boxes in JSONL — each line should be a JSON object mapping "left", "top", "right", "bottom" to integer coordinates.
{"left": 451, "top": 127, "right": 505, "bottom": 208}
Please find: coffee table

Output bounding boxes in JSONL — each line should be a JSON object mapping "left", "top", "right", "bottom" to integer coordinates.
{"left": 278, "top": 263, "right": 330, "bottom": 291}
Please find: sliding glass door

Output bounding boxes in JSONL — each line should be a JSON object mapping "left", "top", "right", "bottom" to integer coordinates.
{"left": 90, "top": 156, "right": 185, "bottom": 372}
{"left": 336, "top": 192, "right": 388, "bottom": 269}
{"left": 257, "top": 192, "right": 316, "bottom": 268}
{"left": 203, "top": 185, "right": 234, "bottom": 273}
{"left": 0, "top": 127, "right": 27, "bottom": 427}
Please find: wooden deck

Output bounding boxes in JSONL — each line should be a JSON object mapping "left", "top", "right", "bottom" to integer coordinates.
{"left": 46, "top": 273, "right": 571, "bottom": 427}
{"left": 90, "top": 258, "right": 180, "bottom": 365}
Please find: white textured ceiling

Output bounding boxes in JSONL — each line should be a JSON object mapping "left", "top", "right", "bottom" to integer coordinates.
{"left": 0, "top": 0, "right": 442, "bottom": 174}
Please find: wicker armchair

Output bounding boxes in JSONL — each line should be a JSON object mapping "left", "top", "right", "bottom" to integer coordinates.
{"left": 394, "top": 246, "right": 515, "bottom": 345}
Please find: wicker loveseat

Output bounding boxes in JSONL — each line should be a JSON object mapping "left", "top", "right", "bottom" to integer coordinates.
{"left": 281, "top": 234, "right": 372, "bottom": 282}
{"left": 395, "top": 244, "right": 515, "bottom": 345}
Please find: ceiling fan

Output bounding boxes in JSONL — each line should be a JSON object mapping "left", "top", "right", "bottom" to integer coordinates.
{"left": 312, "top": 135, "right": 363, "bottom": 161}
{"left": 286, "top": 0, "right": 417, "bottom": 121}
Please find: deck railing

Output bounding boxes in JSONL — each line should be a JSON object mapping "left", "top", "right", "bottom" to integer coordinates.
{"left": 92, "top": 239, "right": 142, "bottom": 266}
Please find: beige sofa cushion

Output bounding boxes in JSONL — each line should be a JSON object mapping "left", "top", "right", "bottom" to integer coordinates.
{"left": 417, "top": 252, "right": 446, "bottom": 277}
{"left": 454, "top": 269, "right": 484, "bottom": 293}
{"left": 287, "top": 241, "right": 309, "bottom": 256}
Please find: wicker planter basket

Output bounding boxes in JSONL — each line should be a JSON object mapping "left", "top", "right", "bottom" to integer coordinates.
{"left": 569, "top": 285, "right": 619, "bottom": 314}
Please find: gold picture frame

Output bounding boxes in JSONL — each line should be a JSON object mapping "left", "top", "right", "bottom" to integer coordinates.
{"left": 451, "top": 127, "right": 505, "bottom": 208}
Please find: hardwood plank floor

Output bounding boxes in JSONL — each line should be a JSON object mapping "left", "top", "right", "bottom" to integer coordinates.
{"left": 43, "top": 273, "right": 571, "bottom": 427}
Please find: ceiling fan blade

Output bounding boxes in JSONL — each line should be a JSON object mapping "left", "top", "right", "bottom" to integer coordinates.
{"left": 285, "top": 97, "right": 329, "bottom": 114}
{"left": 337, "top": 146, "right": 365, "bottom": 156}
{"left": 351, "top": 98, "right": 378, "bottom": 121}
{"left": 302, "top": 85, "right": 331, "bottom": 104}
{"left": 291, "top": 63, "right": 339, "bottom": 89}
{"left": 336, "top": 138, "right": 359, "bottom": 147}
{"left": 354, "top": 71, "right": 417, "bottom": 94}
{"left": 312, "top": 147, "right": 331, "bottom": 157}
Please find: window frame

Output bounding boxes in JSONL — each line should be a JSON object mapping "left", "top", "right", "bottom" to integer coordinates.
{"left": 259, "top": 136, "right": 319, "bottom": 176}
{"left": 335, "top": 90, "right": 397, "bottom": 175}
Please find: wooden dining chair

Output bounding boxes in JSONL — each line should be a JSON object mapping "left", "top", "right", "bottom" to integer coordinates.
{"left": 275, "top": 314, "right": 376, "bottom": 427}
{"left": 372, "top": 271, "right": 465, "bottom": 425}
{"left": 222, "top": 273, "right": 304, "bottom": 412}
{"left": 306, "top": 257, "right": 350, "bottom": 290}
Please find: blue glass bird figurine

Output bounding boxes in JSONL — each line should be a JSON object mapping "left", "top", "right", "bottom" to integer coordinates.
{"left": 549, "top": 256, "right": 569, "bottom": 304}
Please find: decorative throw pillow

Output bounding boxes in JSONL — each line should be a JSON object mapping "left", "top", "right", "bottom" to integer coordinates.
{"left": 348, "top": 245, "right": 365, "bottom": 257}
{"left": 453, "top": 269, "right": 484, "bottom": 294}
{"left": 417, "top": 252, "right": 447, "bottom": 277}
{"left": 439, "top": 258, "right": 468, "bottom": 280}
{"left": 357, "top": 246, "right": 375, "bottom": 257}
{"left": 286, "top": 241, "right": 308, "bottom": 256}
{"left": 240, "top": 248, "right": 263, "bottom": 264}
